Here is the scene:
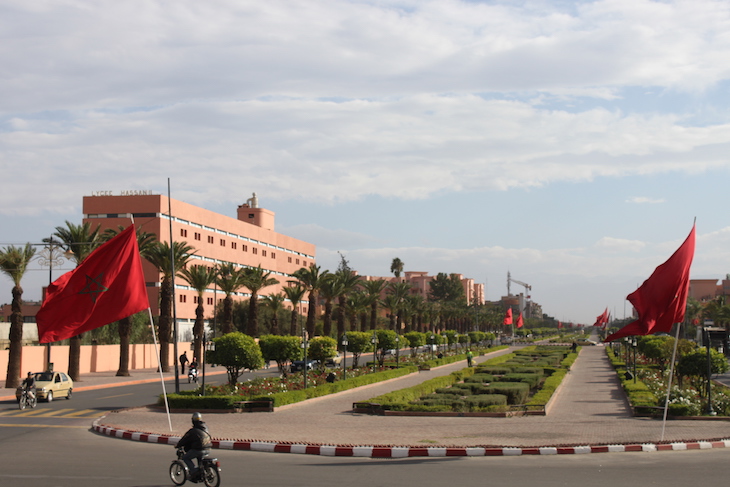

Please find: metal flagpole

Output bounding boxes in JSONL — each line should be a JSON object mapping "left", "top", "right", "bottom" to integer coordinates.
{"left": 660, "top": 323, "right": 682, "bottom": 441}
{"left": 168, "top": 178, "right": 180, "bottom": 394}
{"left": 149, "top": 307, "right": 173, "bottom": 431}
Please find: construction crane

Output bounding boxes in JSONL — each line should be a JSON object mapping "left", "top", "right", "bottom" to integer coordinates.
{"left": 507, "top": 271, "right": 531, "bottom": 298}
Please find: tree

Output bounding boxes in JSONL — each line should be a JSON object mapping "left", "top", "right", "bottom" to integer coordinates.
{"left": 0, "top": 244, "right": 36, "bottom": 388}
{"left": 318, "top": 274, "right": 341, "bottom": 338}
{"left": 282, "top": 284, "right": 306, "bottom": 336}
{"left": 52, "top": 221, "right": 103, "bottom": 381}
{"left": 146, "top": 241, "right": 195, "bottom": 372}
{"left": 361, "top": 279, "right": 387, "bottom": 331}
{"left": 404, "top": 331, "right": 426, "bottom": 357}
{"left": 334, "top": 268, "right": 361, "bottom": 337}
{"left": 101, "top": 225, "right": 156, "bottom": 377}
{"left": 258, "top": 335, "right": 302, "bottom": 376}
{"left": 387, "top": 281, "right": 412, "bottom": 332}
{"left": 308, "top": 336, "right": 337, "bottom": 371}
{"left": 291, "top": 264, "right": 329, "bottom": 338}
{"left": 262, "top": 292, "right": 286, "bottom": 335}
{"left": 390, "top": 257, "right": 404, "bottom": 280}
{"left": 374, "top": 329, "right": 398, "bottom": 366}
{"left": 216, "top": 263, "right": 247, "bottom": 335}
{"left": 180, "top": 264, "right": 217, "bottom": 365}
{"left": 428, "top": 273, "right": 466, "bottom": 304}
{"left": 207, "top": 332, "right": 264, "bottom": 386}
{"left": 242, "top": 265, "right": 279, "bottom": 336}
{"left": 677, "top": 347, "right": 729, "bottom": 396}
{"left": 344, "top": 331, "right": 372, "bottom": 367}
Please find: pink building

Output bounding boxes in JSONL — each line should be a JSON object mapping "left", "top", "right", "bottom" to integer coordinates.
{"left": 82, "top": 193, "right": 316, "bottom": 329}
{"left": 357, "top": 271, "right": 484, "bottom": 305}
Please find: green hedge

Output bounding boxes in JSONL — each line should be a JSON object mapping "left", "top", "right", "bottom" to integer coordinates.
{"left": 502, "top": 373, "right": 543, "bottom": 388}
{"left": 480, "top": 382, "right": 530, "bottom": 404}
{"left": 464, "top": 394, "right": 507, "bottom": 408}
{"left": 464, "top": 373, "right": 495, "bottom": 384}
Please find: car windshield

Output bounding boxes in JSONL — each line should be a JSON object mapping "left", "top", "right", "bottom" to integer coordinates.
{"left": 34, "top": 372, "right": 53, "bottom": 382}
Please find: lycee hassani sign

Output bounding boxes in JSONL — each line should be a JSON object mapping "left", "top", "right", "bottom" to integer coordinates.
{"left": 90, "top": 190, "right": 155, "bottom": 197}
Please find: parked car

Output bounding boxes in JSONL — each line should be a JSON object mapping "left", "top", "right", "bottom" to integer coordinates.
{"left": 325, "top": 353, "right": 343, "bottom": 366}
{"left": 575, "top": 339, "right": 598, "bottom": 346}
{"left": 16, "top": 371, "right": 73, "bottom": 403}
{"left": 290, "top": 359, "right": 318, "bottom": 372}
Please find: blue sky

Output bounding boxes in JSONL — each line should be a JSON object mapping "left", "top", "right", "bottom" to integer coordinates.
{"left": 2, "top": 0, "right": 730, "bottom": 324}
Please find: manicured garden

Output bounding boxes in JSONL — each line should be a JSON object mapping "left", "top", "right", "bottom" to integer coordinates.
{"left": 356, "top": 345, "right": 577, "bottom": 415}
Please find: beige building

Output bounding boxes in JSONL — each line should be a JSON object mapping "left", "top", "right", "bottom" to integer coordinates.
{"left": 82, "top": 193, "right": 316, "bottom": 334}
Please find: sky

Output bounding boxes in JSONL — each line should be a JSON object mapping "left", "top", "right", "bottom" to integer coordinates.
{"left": 2, "top": 0, "right": 730, "bottom": 325}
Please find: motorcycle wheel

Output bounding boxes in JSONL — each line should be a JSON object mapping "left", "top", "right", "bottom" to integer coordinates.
{"left": 29, "top": 394, "right": 37, "bottom": 408}
{"left": 202, "top": 464, "right": 220, "bottom": 487}
{"left": 170, "top": 461, "right": 187, "bottom": 486}
{"left": 18, "top": 394, "right": 26, "bottom": 410}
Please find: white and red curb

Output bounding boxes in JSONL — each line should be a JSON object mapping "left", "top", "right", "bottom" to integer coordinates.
{"left": 91, "top": 418, "right": 730, "bottom": 457}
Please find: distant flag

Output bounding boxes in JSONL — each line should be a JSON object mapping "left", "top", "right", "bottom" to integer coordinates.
{"left": 503, "top": 308, "right": 513, "bottom": 326}
{"left": 557, "top": 321, "right": 563, "bottom": 329}
{"left": 604, "top": 224, "right": 696, "bottom": 343}
{"left": 516, "top": 312, "right": 524, "bottom": 328}
{"left": 593, "top": 308, "right": 609, "bottom": 328}
{"left": 36, "top": 225, "right": 150, "bottom": 343}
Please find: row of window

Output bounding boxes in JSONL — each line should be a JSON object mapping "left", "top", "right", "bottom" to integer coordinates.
{"left": 178, "top": 293, "right": 307, "bottom": 312}
{"left": 179, "top": 228, "right": 309, "bottom": 267}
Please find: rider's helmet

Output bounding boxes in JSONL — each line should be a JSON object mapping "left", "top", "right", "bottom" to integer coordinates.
{"left": 192, "top": 412, "right": 203, "bottom": 424}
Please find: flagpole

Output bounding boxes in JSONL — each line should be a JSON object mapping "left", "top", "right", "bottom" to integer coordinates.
{"left": 168, "top": 178, "right": 180, "bottom": 394}
{"left": 149, "top": 307, "right": 173, "bottom": 431}
{"left": 660, "top": 322, "right": 682, "bottom": 442}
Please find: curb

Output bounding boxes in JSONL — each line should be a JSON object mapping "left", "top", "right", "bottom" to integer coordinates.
{"left": 91, "top": 416, "right": 730, "bottom": 457}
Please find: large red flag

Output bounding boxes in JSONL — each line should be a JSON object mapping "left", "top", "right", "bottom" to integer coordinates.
{"left": 604, "top": 224, "right": 696, "bottom": 342}
{"left": 36, "top": 225, "right": 149, "bottom": 343}
{"left": 516, "top": 312, "right": 524, "bottom": 328}
{"left": 593, "top": 308, "right": 608, "bottom": 328}
{"left": 557, "top": 321, "right": 562, "bottom": 329}
{"left": 503, "top": 308, "right": 513, "bottom": 325}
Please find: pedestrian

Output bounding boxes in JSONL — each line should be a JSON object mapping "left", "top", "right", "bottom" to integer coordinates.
{"left": 180, "top": 351, "right": 189, "bottom": 374}
{"left": 466, "top": 350, "right": 473, "bottom": 367}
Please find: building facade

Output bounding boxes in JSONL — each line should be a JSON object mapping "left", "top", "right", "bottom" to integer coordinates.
{"left": 82, "top": 193, "right": 316, "bottom": 332}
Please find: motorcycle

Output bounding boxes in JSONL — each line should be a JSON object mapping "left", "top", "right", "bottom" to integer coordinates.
{"left": 170, "top": 447, "right": 221, "bottom": 487}
{"left": 18, "top": 387, "right": 37, "bottom": 410}
{"left": 188, "top": 367, "right": 198, "bottom": 384}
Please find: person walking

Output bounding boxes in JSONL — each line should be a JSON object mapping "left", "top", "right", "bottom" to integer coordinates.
{"left": 466, "top": 350, "right": 474, "bottom": 367}
{"left": 180, "top": 351, "right": 189, "bottom": 375}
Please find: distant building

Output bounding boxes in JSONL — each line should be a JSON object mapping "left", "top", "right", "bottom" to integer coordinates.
{"left": 357, "top": 271, "right": 484, "bottom": 305}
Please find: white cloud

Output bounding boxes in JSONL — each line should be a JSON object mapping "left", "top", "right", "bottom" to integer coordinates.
{"left": 626, "top": 197, "right": 666, "bottom": 204}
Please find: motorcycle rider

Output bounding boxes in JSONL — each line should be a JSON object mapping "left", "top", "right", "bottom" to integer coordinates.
{"left": 176, "top": 412, "right": 212, "bottom": 480}
{"left": 188, "top": 357, "right": 199, "bottom": 381}
{"left": 21, "top": 372, "right": 36, "bottom": 402}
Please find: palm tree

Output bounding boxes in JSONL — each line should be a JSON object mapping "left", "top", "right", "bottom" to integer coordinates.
{"left": 345, "top": 291, "right": 370, "bottom": 332}
{"left": 319, "top": 275, "right": 341, "bottom": 337}
{"left": 390, "top": 257, "right": 404, "bottom": 281}
{"left": 0, "top": 244, "right": 36, "bottom": 388}
{"left": 382, "top": 294, "right": 400, "bottom": 331}
{"left": 361, "top": 279, "right": 387, "bottom": 330}
{"left": 262, "top": 293, "right": 286, "bottom": 335}
{"left": 180, "top": 264, "right": 217, "bottom": 364}
{"left": 282, "top": 284, "right": 306, "bottom": 335}
{"left": 334, "top": 269, "right": 361, "bottom": 337}
{"left": 292, "top": 264, "right": 329, "bottom": 338}
{"left": 216, "top": 263, "right": 247, "bottom": 334}
{"left": 101, "top": 226, "right": 156, "bottom": 377}
{"left": 388, "top": 281, "right": 413, "bottom": 333}
{"left": 52, "top": 221, "right": 102, "bottom": 381}
{"left": 146, "top": 241, "right": 195, "bottom": 372}
{"left": 241, "top": 265, "right": 279, "bottom": 337}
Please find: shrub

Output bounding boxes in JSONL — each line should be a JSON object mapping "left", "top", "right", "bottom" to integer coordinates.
{"left": 481, "top": 382, "right": 530, "bottom": 404}
{"left": 502, "top": 373, "right": 543, "bottom": 388}
{"left": 476, "top": 366, "right": 512, "bottom": 375}
{"left": 435, "top": 387, "right": 471, "bottom": 396}
{"left": 464, "top": 394, "right": 507, "bottom": 408}
{"left": 464, "top": 373, "right": 495, "bottom": 384}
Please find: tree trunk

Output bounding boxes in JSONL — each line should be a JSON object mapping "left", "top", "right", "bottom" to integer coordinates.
{"left": 5, "top": 286, "right": 23, "bottom": 389}
{"left": 116, "top": 317, "right": 132, "bottom": 376}
{"left": 270, "top": 315, "right": 279, "bottom": 335}
{"left": 306, "top": 291, "right": 317, "bottom": 338}
{"left": 247, "top": 293, "right": 259, "bottom": 336}
{"left": 290, "top": 310, "right": 298, "bottom": 336}
{"left": 323, "top": 300, "right": 333, "bottom": 337}
{"left": 68, "top": 334, "right": 82, "bottom": 381}
{"left": 336, "top": 296, "right": 346, "bottom": 338}
{"left": 222, "top": 296, "right": 233, "bottom": 334}
{"left": 370, "top": 303, "right": 377, "bottom": 331}
{"left": 158, "top": 279, "right": 172, "bottom": 372}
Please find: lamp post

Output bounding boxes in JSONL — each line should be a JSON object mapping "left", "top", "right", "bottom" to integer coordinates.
{"left": 430, "top": 334, "right": 435, "bottom": 361}
{"left": 201, "top": 330, "right": 215, "bottom": 396}
{"left": 705, "top": 326, "right": 715, "bottom": 415}
{"left": 632, "top": 337, "right": 637, "bottom": 384}
{"left": 341, "top": 334, "right": 348, "bottom": 380}
{"left": 395, "top": 335, "right": 400, "bottom": 368}
{"left": 371, "top": 332, "right": 377, "bottom": 373}
{"left": 35, "top": 237, "right": 69, "bottom": 372}
{"left": 302, "top": 330, "right": 309, "bottom": 389}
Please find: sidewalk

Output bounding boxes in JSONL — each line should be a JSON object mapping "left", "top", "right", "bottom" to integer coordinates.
{"left": 93, "top": 346, "right": 730, "bottom": 455}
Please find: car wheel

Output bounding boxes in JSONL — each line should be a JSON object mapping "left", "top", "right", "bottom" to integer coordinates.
{"left": 46, "top": 390, "right": 53, "bottom": 403}
{"left": 66, "top": 389, "right": 72, "bottom": 400}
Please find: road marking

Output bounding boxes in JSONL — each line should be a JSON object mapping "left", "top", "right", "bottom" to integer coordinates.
{"left": 65, "top": 409, "right": 104, "bottom": 417}
{"left": 0, "top": 408, "right": 106, "bottom": 418}
{"left": 0, "top": 423, "right": 88, "bottom": 429}
{"left": 20, "top": 408, "right": 76, "bottom": 417}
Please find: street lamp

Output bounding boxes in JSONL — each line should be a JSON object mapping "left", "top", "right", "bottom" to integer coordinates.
{"left": 395, "top": 335, "right": 400, "bottom": 368}
{"left": 302, "top": 330, "right": 309, "bottom": 389}
{"left": 705, "top": 326, "right": 716, "bottom": 415}
{"left": 430, "top": 334, "right": 435, "bottom": 361}
{"left": 371, "top": 332, "right": 377, "bottom": 373}
{"left": 341, "top": 334, "right": 348, "bottom": 380}
{"left": 35, "top": 237, "right": 71, "bottom": 371}
{"left": 631, "top": 337, "right": 637, "bottom": 384}
{"left": 201, "top": 330, "right": 215, "bottom": 396}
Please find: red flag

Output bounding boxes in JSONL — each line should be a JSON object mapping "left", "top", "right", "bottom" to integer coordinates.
{"left": 36, "top": 225, "right": 149, "bottom": 343}
{"left": 604, "top": 224, "right": 696, "bottom": 342}
{"left": 516, "top": 312, "right": 524, "bottom": 328}
{"left": 503, "top": 308, "right": 513, "bottom": 325}
{"left": 557, "top": 321, "right": 562, "bottom": 329}
{"left": 593, "top": 308, "right": 608, "bottom": 328}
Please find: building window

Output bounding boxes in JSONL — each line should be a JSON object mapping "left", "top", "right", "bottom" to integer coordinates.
{"left": 288, "top": 257, "right": 292, "bottom": 263}
{"left": 207, "top": 297, "right": 213, "bottom": 305}
{"left": 180, "top": 229, "right": 187, "bottom": 237}
{"left": 296, "top": 258, "right": 300, "bottom": 265}
{"left": 193, "top": 296, "right": 199, "bottom": 304}
{"left": 242, "top": 244, "right": 248, "bottom": 252}
{"left": 253, "top": 248, "right": 258, "bottom": 255}
{"left": 207, "top": 236, "right": 214, "bottom": 244}
{"left": 231, "top": 242, "right": 237, "bottom": 250}
{"left": 271, "top": 252, "right": 276, "bottom": 259}
{"left": 220, "top": 239, "right": 226, "bottom": 246}
{"left": 248, "top": 213, "right": 255, "bottom": 219}
{"left": 303, "top": 260, "right": 307, "bottom": 267}
{"left": 262, "top": 250, "right": 267, "bottom": 257}
{"left": 180, "top": 295, "right": 187, "bottom": 303}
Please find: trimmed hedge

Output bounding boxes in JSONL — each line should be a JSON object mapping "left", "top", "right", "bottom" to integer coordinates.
{"left": 480, "top": 382, "right": 530, "bottom": 404}
{"left": 464, "top": 373, "right": 495, "bottom": 384}
{"left": 502, "top": 373, "right": 543, "bottom": 388}
{"left": 464, "top": 394, "right": 508, "bottom": 408}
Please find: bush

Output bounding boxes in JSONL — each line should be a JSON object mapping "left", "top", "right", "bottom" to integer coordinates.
{"left": 464, "top": 394, "right": 507, "bottom": 408}
{"left": 476, "top": 366, "right": 512, "bottom": 375}
{"left": 464, "top": 373, "right": 495, "bottom": 384}
{"left": 502, "top": 373, "right": 543, "bottom": 388}
{"left": 481, "top": 382, "right": 530, "bottom": 404}
{"left": 434, "top": 387, "right": 471, "bottom": 396}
